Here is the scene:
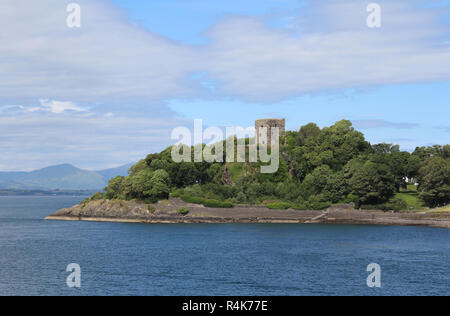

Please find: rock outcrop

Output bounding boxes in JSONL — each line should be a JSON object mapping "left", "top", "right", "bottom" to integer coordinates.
{"left": 46, "top": 198, "right": 450, "bottom": 228}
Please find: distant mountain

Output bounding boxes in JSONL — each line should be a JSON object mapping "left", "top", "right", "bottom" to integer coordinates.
{"left": 0, "top": 163, "right": 132, "bottom": 191}
{"left": 96, "top": 163, "right": 133, "bottom": 180}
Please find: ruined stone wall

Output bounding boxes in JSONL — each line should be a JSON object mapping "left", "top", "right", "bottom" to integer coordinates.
{"left": 255, "top": 119, "right": 286, "bottom": 145}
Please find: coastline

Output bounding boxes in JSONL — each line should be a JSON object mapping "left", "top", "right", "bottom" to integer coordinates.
{"left": 46, "top": 198, "right": 450, "bottom": 229}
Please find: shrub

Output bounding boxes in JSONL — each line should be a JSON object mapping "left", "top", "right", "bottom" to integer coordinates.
{"left": 292, "top": 204, "right": 309, "bottom": 211}
{"left": 179, "top": 208, "right": 190, "bottom": 215}
{"left": 361, "top": 199, "right": 407, "bottom": 212}
{"left": 80, "top": 192, "right": 104, "bottom": 208}
{"left": 180, "top": 195, "right": 234, "bottom": 208}
{"left": 265, "top": 202, "right": 292, "bottom": 210}
{"left": 236, "top": 192, "right": 247, "bottom": 204}
{"left": 344, "top": 194, "right": 360, "bottom": 208}
{"left": 180, "top": 195, "right": 205, "bottom": 205}
{"left": 386, "top": 197, "right": 408, "bottom": 212}
{"left": 170, "top": 189, "right": 183, "bottom": 198}
{"left": 147, "top": 204, "right": 156, "bottom": 213}
{"left": 143, "top": 198, "right": 158, "bottom": 204}
{"left": 361, "top": 204, "right": 389, "bottom": 211}
{"left": 202, "top": 199, "right": 234, "bottom": 208}
{"left": 309, "top": 201, "right": 332, "bottom": 210}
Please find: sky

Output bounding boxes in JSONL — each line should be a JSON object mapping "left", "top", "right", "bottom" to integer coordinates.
{"left": 0, "top": 0, "right": 449, "bottom": 171}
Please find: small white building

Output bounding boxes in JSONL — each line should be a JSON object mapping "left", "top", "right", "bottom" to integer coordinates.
{"left": 404, "top": 176, "right": 419, "bottom": 185}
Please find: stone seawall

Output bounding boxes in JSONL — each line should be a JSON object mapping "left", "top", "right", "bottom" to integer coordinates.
{"left": 46, "top": 198, "right": 450, "bottom": 229}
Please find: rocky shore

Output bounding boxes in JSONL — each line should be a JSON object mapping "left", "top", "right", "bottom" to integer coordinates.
{"left": 45, "top": 198, "right": 450, "bottom": 229}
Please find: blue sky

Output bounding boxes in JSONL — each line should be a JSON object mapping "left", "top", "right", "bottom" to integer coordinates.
{"left": 112, "top": 0, "right": 305, "bottom": 44}
{"left": 0, "top": 0, "right": 449, "bottom": 170}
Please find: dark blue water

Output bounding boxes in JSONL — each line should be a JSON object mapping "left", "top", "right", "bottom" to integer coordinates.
{"left": 0, "top": 196, "right": 448, "bottom": 296}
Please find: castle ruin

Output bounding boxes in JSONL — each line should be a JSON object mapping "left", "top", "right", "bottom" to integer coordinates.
{"left": 255, "top": 119, "right": 286, "bottom": 146}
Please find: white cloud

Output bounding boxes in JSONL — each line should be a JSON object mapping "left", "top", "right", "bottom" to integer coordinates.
{"left": 202, "top": 0, "right": 450, "bottom": 101}
{"left": 0, "top": 99, "right": 89, "bottom": 115}
{"left": 38, "top": 99, "right": 87, "bottom": 114}
{"left": 0, "top": 0, "right": 448, "bottom": 103}
{"left": 0, "top": 0, "right": 449, "bottom": 170}
{"left": 0, "top": 0, "right": 199, "bottom": 102}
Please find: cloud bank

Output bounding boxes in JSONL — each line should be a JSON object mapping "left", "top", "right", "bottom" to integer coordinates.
{"left": 1, "top": 0, "right": 449, "bottom": 103}
{"left": 0, "top": 0, "right": 449, "bottom": 169}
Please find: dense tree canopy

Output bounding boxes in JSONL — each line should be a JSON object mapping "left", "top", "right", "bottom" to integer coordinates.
{"left": 418, "top": 157, "right": 450, "bottom": 207}
{"left": 99, "top": 120, "right": 449, "bottom": 210}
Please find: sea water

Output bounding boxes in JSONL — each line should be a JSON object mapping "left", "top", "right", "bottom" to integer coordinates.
{"left": 0, "top": 196, "right": 448, "bottom": 296}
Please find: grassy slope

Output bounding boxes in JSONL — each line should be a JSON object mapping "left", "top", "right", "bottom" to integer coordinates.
{"left": 429, "top": 205, "right": 450, "bottom": 213}
{"left": 395, "top": 185, "right": 426, "bottom": 211}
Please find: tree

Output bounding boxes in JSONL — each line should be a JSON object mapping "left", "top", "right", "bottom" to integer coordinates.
{"left": 418, "top": 157, "right": 450, "bottom": 207}
{"left": 104, "top": 176, "right": 125, "bottom": 199}
{"left": 347, "top": 160, "right": 396, "bottom": 205}
{"left": 298, "top": 123, "right": 321, "bottom": 146}
{"left": 129, "top": 169, "right": 155, "bottom": 200}
{"left": 369, "top": 145, "right": 410, "bottom": 190}
{"left": 324, "top": 171, "right": 348, "bottom": 203}
{"left": 149, "top": 169, "right": 170, "bottom": 200}
{"left": 372, "top": 143, "right": 400, "bottom": 155}
{"left": 407, "top": 154, "right": 422, "bottom": 180}
{"left": 300, "top": 165, "right": 333, "bottom": 199}
{"left": 306, "top": 120, "right": 371, "bottom": 170}
{"left": 207, "top": 163, "right": 224, "bottom": 184}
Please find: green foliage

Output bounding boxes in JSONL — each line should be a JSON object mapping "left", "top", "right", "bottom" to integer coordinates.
{"left": 103, "top": 169, "right": 169, "bottom": 202}
{"left": 104, "top": 176, "right": 124, "bottom": 199}
{"left": 360, "top": 204, "right": 389, "bottom": 211}
{"left": 344, "top": 194, "right": 360, "bottom": 208}
{"left": 202, "top": 200, "right": 234, "bottom": 208}
{"left": 256, "top": 152, "right": 290, "bottom": 183}
{"left": 235, "top": 191, "right": 247, "bottom": 204}
{"left": 291, "top": 204, "right": 309, "bottom": 211}
{"left": 407, "top": 155, "right": 422, "bottom": 179}
{"left": 291, "top": 120, "right": 371, "bottom": 183}
{"left": 207, "top": 163, "right": 224, "bottom": 184}
{"left": 180, "top": 194, "right": 206, "bottom": 205}
{"left": 395, "top": 185, "right": 424, "bottom": 211}
{"left": 147, "top": 204, "right": 156, "bottom": 213}
{"left": 80, "top": 192, "right": 104, "bottom": 208}
{"left": 300, "top": 165, "right": 333, "bottom": 198}
{"left": 360, "top": 197, "right": 407, "bottom": 212}
{"left": 290, "top": 201, "right": 331, "bottom": 210}
{"left": 346, "top": 160, "right": 396, "bottom": 205}
{"left": 386, "top": 197, "right": 408, "bottom": 212}
{"left": 298, "top": 123, "right": 321, "bottom": 146}
{"left": 149, "top": 169, "right": 171, "bottom": 200}
{"left": 418, "top": 157, "right": 450, "bottom": 207}
{"left": 86, "top": 120, "right": 447, "bottom": 211}
{"left": 369, "top": 143, "right": 410, "bottom": 190}
{"left": 309, "top": 201, "right": 332, "bottom": 210}
{"left": 178, "top": 208, "right": 189, "bottom": 216}
{"left": 265, "top": 202, "right": 292, "bottom": 210}
{"left": 170, "top": 189, "right": 183, "bottom": 198}
{"left": 180, "top": 194, "right": 234, "bottom": 208}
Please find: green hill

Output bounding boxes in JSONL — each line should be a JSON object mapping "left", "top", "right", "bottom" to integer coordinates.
{"left": 93, "top": 120, "right": 449, "bottom": 211}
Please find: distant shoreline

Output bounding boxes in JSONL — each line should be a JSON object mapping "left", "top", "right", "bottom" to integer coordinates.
{"left": 46, "top": 198, "right": 450, "bottom": 229}
{"left": 45, "top": 215, "right": 450, "bottom": 228}
{"left": 0, "top": 189, "right": 95, "bottom": 197}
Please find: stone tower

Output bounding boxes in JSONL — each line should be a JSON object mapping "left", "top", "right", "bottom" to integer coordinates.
{"left": 255, "top": 119, "right": 286, "bottom": 146}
